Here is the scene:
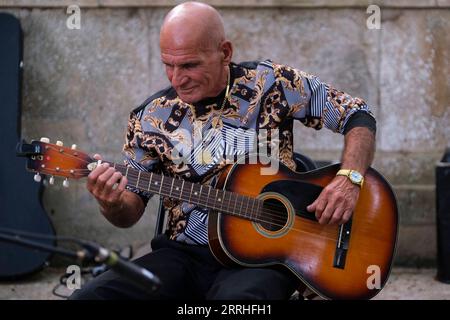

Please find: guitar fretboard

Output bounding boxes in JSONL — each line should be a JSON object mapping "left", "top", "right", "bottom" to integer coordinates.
{"left": 108, "top": 162, "right": 262, "bottom": 222}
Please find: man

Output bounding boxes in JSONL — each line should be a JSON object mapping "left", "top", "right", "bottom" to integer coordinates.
{"left": 70, "top": 2, "right": 375, "bottom": 300}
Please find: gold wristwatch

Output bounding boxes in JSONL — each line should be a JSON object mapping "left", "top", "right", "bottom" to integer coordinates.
{"left": 336, "top": 169, "right": 364, "bottom": 187}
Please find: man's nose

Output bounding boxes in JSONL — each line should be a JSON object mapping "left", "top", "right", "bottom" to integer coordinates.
{"left": 171, "top": 67, "right": 189, "bottom": 88}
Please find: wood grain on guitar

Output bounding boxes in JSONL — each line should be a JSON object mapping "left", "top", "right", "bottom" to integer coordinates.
{"left": 17, "top": 139, "right": 398, "bottom": 300}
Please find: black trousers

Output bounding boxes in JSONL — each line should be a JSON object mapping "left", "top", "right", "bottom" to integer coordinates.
{"left": 69, "top": 234, "right": 299, "bottom": 300}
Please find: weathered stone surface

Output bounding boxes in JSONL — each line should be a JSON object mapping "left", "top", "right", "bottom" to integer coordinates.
{"left": 394, "top": 224, "right": 437, "bottom": 267}
{"left": 14, "top": 9, "right": 152, "bottom": 155}
{"left": 372, "top": 151, "right": 442, "bottom": 185}
{"left": 0, "top": 0, "right": 97, "bottom": 7}
{"left": 394, "top": 185, "right": 436, "bottom": 225}
{"left": 223, "top": 8, "right": 380, "bottom": 150}
{"left": 1, "top": 0, "right": 447, "bottom": 8}
{"left": 378, "top": 10, "right": 450, "bottom": 152}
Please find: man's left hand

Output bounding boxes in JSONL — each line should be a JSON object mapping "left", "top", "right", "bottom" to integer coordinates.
{"left": 306, "top": 176, "right": 360, "bottom": 225}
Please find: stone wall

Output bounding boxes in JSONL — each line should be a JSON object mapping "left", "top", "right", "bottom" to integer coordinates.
{"left": 1, "top": 1, "right": 449, "bottom": 266}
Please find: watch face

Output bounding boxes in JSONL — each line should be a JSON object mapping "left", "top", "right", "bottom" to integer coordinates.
{"left": 350, "top": 171, "right": 363, "bottom": 183}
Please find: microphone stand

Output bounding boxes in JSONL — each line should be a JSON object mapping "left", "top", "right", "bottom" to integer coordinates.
{"left": 0, "top": 229, "right": 161, "bottom": 294}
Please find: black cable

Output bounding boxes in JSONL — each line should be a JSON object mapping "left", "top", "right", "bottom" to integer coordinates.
{"left": 0, "top": 226, "right": 90, "bottom": 246}
{"left": 0, "top": 232, "right": 83, "bottom": 260}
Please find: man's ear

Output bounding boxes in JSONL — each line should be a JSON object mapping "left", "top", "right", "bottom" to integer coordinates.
{"left": 220, "top": 40, "right": 233, "bottom": 65}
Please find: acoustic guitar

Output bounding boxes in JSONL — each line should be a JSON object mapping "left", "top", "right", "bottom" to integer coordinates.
{"left": 17, "top": 139, "right": 398, "bottom": 299}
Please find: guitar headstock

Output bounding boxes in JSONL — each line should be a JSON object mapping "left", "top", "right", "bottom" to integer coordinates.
{"left": 17, "top": 138, "right": 95, "bottom": 187}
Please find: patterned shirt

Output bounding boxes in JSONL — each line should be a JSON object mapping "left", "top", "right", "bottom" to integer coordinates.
{"left": 122, "top": 60, "right": 375, "bottom": 245}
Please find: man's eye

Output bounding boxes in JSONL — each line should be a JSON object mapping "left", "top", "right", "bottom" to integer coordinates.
{"left": 184, "top": 63, "right": 198, "bottom": 69}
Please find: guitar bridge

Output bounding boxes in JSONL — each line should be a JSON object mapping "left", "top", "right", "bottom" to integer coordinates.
{"left": 333, "top": 219, "right": 352, "bottom": 269}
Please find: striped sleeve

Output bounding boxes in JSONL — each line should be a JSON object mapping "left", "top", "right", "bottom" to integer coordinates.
{"left": 299, "top": 76, "right": 375, "bottom": 134}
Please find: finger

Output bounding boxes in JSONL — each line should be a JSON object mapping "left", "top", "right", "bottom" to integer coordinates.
{"left": 117, "top": 175, "right": 128, "bottom": 192}
{"left": 329, "top": 206, "right": 344, "bottom": 225}
{"left": 307, "top": 200, "right": 317, "bottom": 213}
{"left": 105, "top": 171, "right": 123, "bottom": 190}
{"left": 314, "top": 199, "right": 327, "bottom": 222}
{"left": 93, "top": 154, "right": 103, "bottom": 160}
{"left": 96, "top": 167, "right": 117, "bottom": 191}
{"left": 110, "top": 175, "right": 128, "bottom": 199}
{"left": 104, "top": 172, "right": 124, "bottom": 198}
{"left": 87, "top": 162, "right": 110, "bottom": 191}
{"left": 342, "top": 209, "right": 353, "bottom": 224}
{"left": 319, "top": 202, "right": 335, "bottom": 225}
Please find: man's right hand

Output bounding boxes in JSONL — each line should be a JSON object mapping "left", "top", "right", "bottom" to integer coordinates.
{"left": 86, "top": 154, "right": 128, "bottom": 213}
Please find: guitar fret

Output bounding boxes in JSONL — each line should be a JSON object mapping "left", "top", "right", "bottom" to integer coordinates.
{"left": 136, "top": 171, "right": 141, "bottom": 188}
{"left": 256, "top": 200, "right": 261, "bottom": 219}
{"left": 215, "top": 189, "right": 219, "bottom": 211}
{"left": 251, "top": 198, "right": 256, "bottom": 220}
{"left": 169, "top": 178, "right": 175, "bottom": 197}
{"left": 239, "top": 195, "right": 244, "bottom": 217}
{"left": 188, "top": 183, "right": 194, "bottom": 203}
{"left": 148, "top": 173, "right": 153, "bottom": 192}
{"left": 180, "top": 180, "right": 185, "bottom": 199}
{"left": 174, "top": 179, "right": 181, "bottom": 198}
{"left": 206, "top": 186, "right": 211, "bottom": 208}
{"left": 241, "top": 196, "right": 246, "bottom": 218}
{"left": 199, "top": 185, "right": 203, "bottom": 206}
{"left": 244, "top": 196, "right": 250, "bottom": 219}
{"left": 222, "top": 191, "right": 228, "bottom": 213}
{"left": 159, "top": 175, "right": 164, "bottom": 195}
{"left": 219, "top": 190, "right": 224, "bottom": 211}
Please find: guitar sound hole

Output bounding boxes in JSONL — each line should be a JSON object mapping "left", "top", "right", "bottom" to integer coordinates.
{"left": 259, "top": 198, "right": 289, "bottom": 232}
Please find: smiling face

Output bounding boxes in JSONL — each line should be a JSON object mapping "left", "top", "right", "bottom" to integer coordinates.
{"left": 159, "top": 2, "right": 232, "bottom": 104}
{"left": 160, "top": 39, "right": 228, "bottom": 104}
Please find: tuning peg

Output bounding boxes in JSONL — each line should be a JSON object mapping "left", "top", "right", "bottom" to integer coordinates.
{"left": 56, "top": 141, "right": 63, "bottom": 146}
{"left": 49, "top": 176, "right": 55, "bottom": 185}
{"left": 63, "top": 178, "right": 69, "bottom": 188}
{"left": 40, "top": 137, "right": 50, "bottom": 143}
{"left": 34, "top": 173, "right": 42, "bottom": 182}
{"left": 71, "top": 144, "right": 77, "bottom": 150}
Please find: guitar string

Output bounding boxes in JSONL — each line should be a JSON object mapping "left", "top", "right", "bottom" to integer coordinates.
{"left": 41, "top": 165, "right": 339, "bottom": 241}
{"left": 40, "top": 146, "right": 310, "bottom": 225}
{"left": 40, "top": 145, "right": 314, "bottom": 224}
{"left": 42, "top": 157, "right": 385, "bottom": 243}
{"left": 110, "top": 166, "right": 338, "bottom": 232}
{"left": 40, "top": 146, "right": 322, "bottom": 229}
{"left": 57, "top": 166, "right": 324, "bottom": 229}
{"left": 39, "top": 155, "right": 339, "bottom": 237}
{"left": 38, "top": 155, "right": 341, "bottom": 238}
{"left": 38, "top": 147, "right": 340, "bottom": 239}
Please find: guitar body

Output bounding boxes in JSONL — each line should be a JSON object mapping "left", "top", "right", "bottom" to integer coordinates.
{"left": 208, "top": 160, "right": 398, "bottom": 300}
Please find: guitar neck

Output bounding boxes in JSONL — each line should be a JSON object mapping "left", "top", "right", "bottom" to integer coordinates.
{"left": 108, "top": 162, "right": 261, "bottom": 221}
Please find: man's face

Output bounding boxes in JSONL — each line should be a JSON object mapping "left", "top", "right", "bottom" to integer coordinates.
{"left": 161, "top": 43, "right": 225, "bottom": 104}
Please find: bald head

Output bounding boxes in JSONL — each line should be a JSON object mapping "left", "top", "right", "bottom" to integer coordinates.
{"left": 160, "top": 2, "right": 226, "bottom": 51}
